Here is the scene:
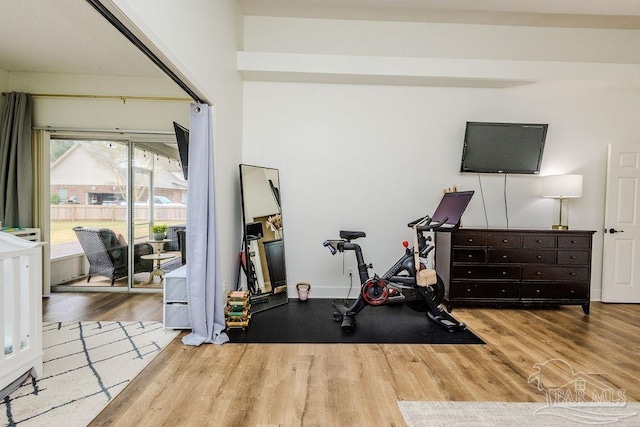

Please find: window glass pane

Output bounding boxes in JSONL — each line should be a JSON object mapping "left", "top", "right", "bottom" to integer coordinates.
{"left": 131, "top": 143, "right": 186, "bottom": 289}
{"left": 50, "top": 140, "right": 128, "bottom": 288}
{"left": 49, "top": 138, "right": 186, "bottom": 290}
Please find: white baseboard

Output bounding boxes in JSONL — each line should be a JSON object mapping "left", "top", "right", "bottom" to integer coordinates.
{"left": 287, "top": 285, "right": 358, "bottom": 300}
{"left": 287, "top": 286, "right": 605, "bottom": 302}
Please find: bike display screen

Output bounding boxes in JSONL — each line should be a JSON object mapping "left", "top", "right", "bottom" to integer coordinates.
{"left": 431, "top": 191, "right": 474, "bottom": 229}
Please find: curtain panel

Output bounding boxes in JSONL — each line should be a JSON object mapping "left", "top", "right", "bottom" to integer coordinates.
{"left": 182, "top": 103, "right": 228, "bottom": 346}
{"left": 0, "top": 92, "right": 33, "bottom": 228}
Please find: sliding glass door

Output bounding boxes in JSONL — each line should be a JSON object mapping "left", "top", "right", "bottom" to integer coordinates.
{"left": 49, "top": 136, "right": 186, "bottom": 292}
{"left": 130, "top": 143, "right": 186, "bottom": 289}
{"left": 49, "top": 140, "right": 129, "bottom": 289}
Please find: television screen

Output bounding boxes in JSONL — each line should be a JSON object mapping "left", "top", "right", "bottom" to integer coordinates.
{"left": 173, "top": 122, "right": 189, "bottom": 180}
{"left": 460, "top": 122, "right": 548, "bottom": 174}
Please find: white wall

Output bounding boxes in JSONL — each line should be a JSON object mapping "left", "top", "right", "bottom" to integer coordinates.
{"left": 7, "top": 72, "right": 188, "bottom": 129}
{"left": 113, "top": 0, "right": 244, "bottom": 289}
{"left": 243, "top": 81, "right": 640, "bottom": 300}
{"left": 241, "top": 16, "right": 640, "bottom": 301}
{"left": 244, "top": 16, "right": 640, "bottom": 64}
{"left": 242, "top": 167, "right": 279, "bottom": 221}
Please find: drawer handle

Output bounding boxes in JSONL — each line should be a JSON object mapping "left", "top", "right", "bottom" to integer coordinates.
{"left": 571, "top": 240, "right": 577, "bottom": 244}
{"left": 502, "top": 255, "right": 508, "bottom": 259}
{"left": 536, "top": 255, "right": 542, "bottom": 259}
{"left": 570, "top": 272, "right": 576, "bottom": 276}
{"left": 467, "top": 271, "right": 472, "bottom": 275}
{"left": 536, "top": 271, "right": 542, "bottom": 275}
{"left": 570, "top": 256, "right": 576, "bottom": 260}
{"left": 502, "top": 271, "right": 507, "bottom": 275}
{"left": 536, "top": 289, "right": 541, "bottom": 293}
{"left": 468, "top": 254, "right": 473, "bottom": 258}
{"left": 503, "top": 239, "right": 508, "bottom": 243}
{"left": 570, "top": 290, "right": 575, "bottom": 294}
{"left": 537, "top": 239, "right": 542, "bottom": 243}
{"left": 468, "top": 238, "right": 473, "bottom": 242}
{"left": 501, "top": 289, "right": 506, "bottom": 293}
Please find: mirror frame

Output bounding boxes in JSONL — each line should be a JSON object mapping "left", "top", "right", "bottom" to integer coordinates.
{"left": 239, "top": 164, "right": 288, "bottom": 312}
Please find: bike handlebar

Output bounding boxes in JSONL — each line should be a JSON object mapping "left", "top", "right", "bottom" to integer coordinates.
{"left": 324, "top": 213, "right": 450, "bottom": 256}
{"left": 407, "top": 215, "right": 430, "bottom": 228}
{"left": 407, "top": 215, "right": 450, "bottom": 231}
{"left": 323, "top": 240, "right": 341, "bottom": 255}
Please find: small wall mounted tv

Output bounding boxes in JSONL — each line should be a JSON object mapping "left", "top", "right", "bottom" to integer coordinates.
{"left": 460, "top": 121, "right": 548, "bottom": 174}
{"left": 173, "top": 121, "right": 189, "bottom": 180}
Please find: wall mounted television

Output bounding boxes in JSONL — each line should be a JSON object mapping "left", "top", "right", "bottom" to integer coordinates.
{"left": 460, "top": 121, "right": 548, "bottom": 174}
{"left": 173, "top": 121, "right": 189, "bottom": 180}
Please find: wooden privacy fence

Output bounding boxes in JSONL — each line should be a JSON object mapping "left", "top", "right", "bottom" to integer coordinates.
{"left": 50, "top": 204, "right": 187, "bottom": 222}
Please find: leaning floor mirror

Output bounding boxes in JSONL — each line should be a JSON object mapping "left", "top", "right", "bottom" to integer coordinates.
{"left": 239, "top": 164, "right": 288, "bottom": 312}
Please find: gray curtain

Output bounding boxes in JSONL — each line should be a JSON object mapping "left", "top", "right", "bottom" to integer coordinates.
{"left": 0, "top": 92, "right": 33, "bottom": 228}
{"left": 182, "top": 103, "right": 229, "bottom": 346}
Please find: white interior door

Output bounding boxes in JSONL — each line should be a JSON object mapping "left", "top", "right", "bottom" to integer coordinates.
{"left": 602, "top": 143, "right": 640, "bottom": 303}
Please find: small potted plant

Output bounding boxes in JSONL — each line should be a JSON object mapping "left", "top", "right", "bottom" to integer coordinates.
{"left": 151, "top": 223, "right": 168, "bottom": 241}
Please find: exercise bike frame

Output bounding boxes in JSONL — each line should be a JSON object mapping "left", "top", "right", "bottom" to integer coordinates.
{"left": 323, "top": 214, "right": 467, "bottom": 332}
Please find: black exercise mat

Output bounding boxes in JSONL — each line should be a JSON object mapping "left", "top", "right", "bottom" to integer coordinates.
{"left": 226, "top": 298, "right": 484, "bottom": 344}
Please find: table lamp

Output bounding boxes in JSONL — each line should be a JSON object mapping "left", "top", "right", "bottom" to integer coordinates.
{"left": 541, "top": 174, "right": 583, "bottom": 230}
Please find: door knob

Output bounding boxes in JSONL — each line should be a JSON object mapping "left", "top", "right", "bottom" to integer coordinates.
{"left": 607, "top": 228, "right": 624, "bottom": 234}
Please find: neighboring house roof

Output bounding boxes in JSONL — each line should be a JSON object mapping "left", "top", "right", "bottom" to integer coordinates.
{"left": 50, "top": 143, "right": 118, "bottom": 186}
{"left": 50, "top": 142, "right": 186, "bottom": 190}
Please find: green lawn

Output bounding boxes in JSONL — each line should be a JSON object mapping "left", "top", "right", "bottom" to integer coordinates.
{"left": 51, "top": 220, "right": 185, "bottom": 245}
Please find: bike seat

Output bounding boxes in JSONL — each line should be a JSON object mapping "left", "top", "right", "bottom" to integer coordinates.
{"left": 340, "top": 230, "right": 366, "bottom": 241}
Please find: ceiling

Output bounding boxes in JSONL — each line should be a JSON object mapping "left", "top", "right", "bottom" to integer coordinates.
{"left": 1, "top": 0, "right": 640, "bottom": 79}
{"left": 0, "top": 0, "right": 162, "bottom": 77}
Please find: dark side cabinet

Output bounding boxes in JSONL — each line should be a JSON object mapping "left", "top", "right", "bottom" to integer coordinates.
{"left": 263, "top": 239, "right": 286, "bottom": 289}
{"left": 435, "top": 229, "right": 595, "bottom": 314}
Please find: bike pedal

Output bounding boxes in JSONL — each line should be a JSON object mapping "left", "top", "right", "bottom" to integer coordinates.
{"left": 332, "top": 312, "right": 343, "bottom": 322}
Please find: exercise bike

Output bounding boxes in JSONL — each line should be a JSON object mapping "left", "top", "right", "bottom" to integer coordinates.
{"left": 237, "top": 221, "right": 267, "bottom": 302}
{"left": 322, "top": 191, "right": 474, "bottom": 333}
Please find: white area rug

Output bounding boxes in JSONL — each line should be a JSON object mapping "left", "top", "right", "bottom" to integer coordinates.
{"left": 2, "top": 322, "right": 178, "bottom": 426}
{"left": 398, "top": 401, "right": 640, "bottom": 426}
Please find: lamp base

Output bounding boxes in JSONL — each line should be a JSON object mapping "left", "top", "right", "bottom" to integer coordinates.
{"left": 552, "top": 224, "right": 569, "bottom": 230}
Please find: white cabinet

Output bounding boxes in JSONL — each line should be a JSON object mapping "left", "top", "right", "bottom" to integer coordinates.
{"left": 163, "top": 265, "right": 191, "bottom": 329}
{"left": 6, "top": 227, "right": 41, "bottom": 242}
{"left": 4, "top": 228, "right": 49, "bottom": 295}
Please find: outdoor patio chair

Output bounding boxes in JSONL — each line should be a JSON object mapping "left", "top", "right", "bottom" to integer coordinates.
{"left": 166, "top": 224, "right": 186, "bottom": 251}
{"left": 73, "top": 227, "right": 154, "bottom": 285}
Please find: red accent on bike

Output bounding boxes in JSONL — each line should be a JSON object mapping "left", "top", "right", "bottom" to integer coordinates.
{"left": 362, "top": 278, "right": 389, "bottom": 305}
{"left": 402, "top": 241, "right": 409, "bottom": 248}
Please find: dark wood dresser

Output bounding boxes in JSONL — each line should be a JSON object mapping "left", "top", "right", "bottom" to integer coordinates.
{"left": 435, "top": 228, "right": 596, "bottom": 314}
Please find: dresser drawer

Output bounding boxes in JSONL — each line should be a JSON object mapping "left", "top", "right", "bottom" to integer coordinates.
{"left": 487, "top": 249, "right": 555, "bottom": 264}
{"left": 521, "top": 283, "right": 589, "bottom": 300}
{"left": 453, "top": 232, "right": 487, "bottom": 247}
{"left": 452, "top": 266, "right": 520, "bottom": 280}
{"left": 442, "top": 229, "right": 594, "bottom": 313}
{"left": 522, "top": 266, "right": 589, "bottom": 282}
{"left": 523, "top": 235, "right": 556, "bottom": 248}
{"left": 557, "top": 250, "right": 590, "bottom": 266}
{"left": 453, "top": 249, "right": 486, "bottom": 263}
{"left": 487, "top": 233, "right": 522, "bottom": 248}
{"left": 451, "top": 281, "right": 520, "bottom": 299}
{"left": 558, "top": 236, "right": 591, "bottom": 249}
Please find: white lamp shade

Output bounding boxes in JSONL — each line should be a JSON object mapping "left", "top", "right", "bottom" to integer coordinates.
{"left": 541, "top": 174, "right": 583, "bottom": 198}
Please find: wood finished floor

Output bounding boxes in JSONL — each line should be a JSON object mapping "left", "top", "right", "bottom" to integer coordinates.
{"left": 42, "top": 294, "right": 640, "bottom": 426}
